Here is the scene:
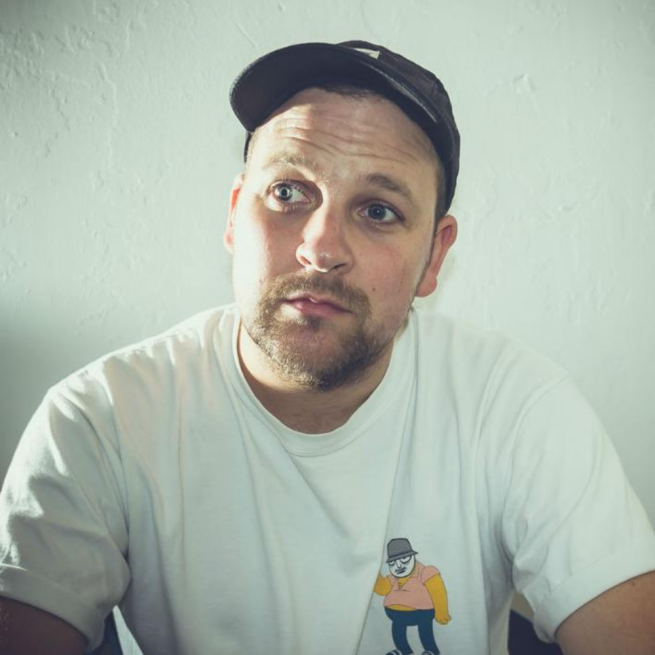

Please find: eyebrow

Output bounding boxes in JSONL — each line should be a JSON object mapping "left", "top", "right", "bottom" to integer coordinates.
{"left": 262, "top": 152, "right": 322, "bottom": 172}
{"left": 262, "top": 152, "right": 419, "bottom": 210}
{"left": 362, "top": 173, "right": 418, "bottom": 210}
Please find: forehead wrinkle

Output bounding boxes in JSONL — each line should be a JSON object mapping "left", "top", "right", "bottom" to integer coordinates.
{"left": 281, "top": 123, "right": 429, "bottom": 167}
{"left": 264, "top": 104, "right": 433, "bottom": 164}
{"left": 262, "top": 151, "right": 322, "bottom": 173}
{"left": 257, "top": 142, "right": 332, "bottom": 186}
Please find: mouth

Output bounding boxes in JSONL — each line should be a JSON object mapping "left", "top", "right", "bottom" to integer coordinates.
{"left": 287, "top": 293, "right": 347, "bottom": 309}
{"left": 282, "top": 294, "right": 349, "bottom": 318}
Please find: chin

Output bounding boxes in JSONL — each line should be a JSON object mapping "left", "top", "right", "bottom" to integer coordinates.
{"left": 263, "top": 330, "right": 384, "bottom": 391}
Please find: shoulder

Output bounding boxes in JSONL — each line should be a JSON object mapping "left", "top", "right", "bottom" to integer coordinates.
{"left": 412, "top": 308, "right": 565, "bottom": 374}
{"left": 54, "top": 305, "right": 237, "bottom": 402}
{"left": 409, "top": 308, "right": 570, "bottom": 419}
{"left": 89, "top": 304, "right": 235, "bottom": 373}
{"left": 33, "top": 305, "right": 240, "bottom": 447}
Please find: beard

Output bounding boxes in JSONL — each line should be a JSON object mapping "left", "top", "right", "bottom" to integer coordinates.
{"left": 240, "top": 272, "right": 400, "bottom": 392}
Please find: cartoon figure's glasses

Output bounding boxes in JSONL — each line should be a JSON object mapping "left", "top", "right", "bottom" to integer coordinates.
{"left": 389, "top": 556, "right": 412, "bottom": 566}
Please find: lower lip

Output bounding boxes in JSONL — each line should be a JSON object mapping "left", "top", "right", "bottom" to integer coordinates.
{"left": 284, "top": 299, "right": 347, "bottom": 319}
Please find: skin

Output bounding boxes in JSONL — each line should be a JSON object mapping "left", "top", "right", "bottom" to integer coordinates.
{"left": 0, "top": 598, "right": 85, "bottom": 655}
{"left": 224, "top": 88, "right": 457, "bottom": 433}
{"left": 555, "top": 571, "right": 655, "bottom": 654}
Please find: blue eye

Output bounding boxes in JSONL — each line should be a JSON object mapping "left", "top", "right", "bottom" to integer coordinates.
{"left": 362, "top": 203, "right": 400, "bottom": 223}
{"left": 272, "top": 182, "right": 306, "bottom": 204}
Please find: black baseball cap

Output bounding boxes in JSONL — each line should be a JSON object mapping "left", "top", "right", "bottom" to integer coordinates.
{"left": 230, "top": 40, "right": 460, "bottom": 210}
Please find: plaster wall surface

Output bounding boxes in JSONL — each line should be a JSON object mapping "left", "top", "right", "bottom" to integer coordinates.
{"left": 1, "top": 0, "right": 654, "bottom": 531}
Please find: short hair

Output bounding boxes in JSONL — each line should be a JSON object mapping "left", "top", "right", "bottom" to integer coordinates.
{"left": 244, "top": 82, "right": 448, "bottom": 232}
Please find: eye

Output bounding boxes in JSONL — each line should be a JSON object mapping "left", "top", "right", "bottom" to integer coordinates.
{"left": 400, "top": 556, "right": 411, "bottom": 564}
{"left": 271, "top": 182, "right": 308, "bottom": 205}
{"left": 360, "top": 203, "right": 401, "bottom": 224}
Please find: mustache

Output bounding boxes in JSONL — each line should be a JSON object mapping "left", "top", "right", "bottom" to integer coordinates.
{"left": 262, "top": 272, "right": 370, "bottom": 313}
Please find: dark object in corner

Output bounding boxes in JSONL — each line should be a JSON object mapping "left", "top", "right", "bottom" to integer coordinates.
{"left": 509, "top": 610, "right": 564, "bottom": 654}
{"left": 89, "top": 612, "right": 123, "bottom": 655}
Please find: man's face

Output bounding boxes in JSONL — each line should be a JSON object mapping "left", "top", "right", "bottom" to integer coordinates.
{"left": 225, "top": 88, "right": 456, "bottom": 390}
{"left": 389, "top": 554, "right": 416, "bottom": 578}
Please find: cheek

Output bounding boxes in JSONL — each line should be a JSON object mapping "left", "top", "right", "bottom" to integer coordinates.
{"left": 233, "top": 216, "right": 290, "bottom": 282}
{"left": 367, "top": 258, "right": 421, "bottom": 305}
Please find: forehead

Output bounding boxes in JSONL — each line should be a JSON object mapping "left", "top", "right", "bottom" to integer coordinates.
{"left": 247, "top": 88, "right": 438, "bottom": 186}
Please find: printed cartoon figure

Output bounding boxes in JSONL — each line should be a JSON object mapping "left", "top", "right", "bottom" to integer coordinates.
{"left": 374, "top": 538, "right": 451, "bottom": 655}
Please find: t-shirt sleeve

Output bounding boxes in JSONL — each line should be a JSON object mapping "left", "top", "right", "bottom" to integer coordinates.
{"left": 420, "top": 565, "right": 440, "bottom": 582}
{"left": 0, "top": 382, "right": 130, "bottom": 651}
{"left": 499, "top": 377, "right": 655, "bottom": 642}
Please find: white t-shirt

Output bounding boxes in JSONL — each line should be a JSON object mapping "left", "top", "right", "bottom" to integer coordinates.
{"left": 1, "top": 306, "right": 653, "bottom": 655}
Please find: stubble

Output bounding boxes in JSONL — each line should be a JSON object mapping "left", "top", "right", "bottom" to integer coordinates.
{"left": 242, "top": 272, "right": 392, "bottom": 391}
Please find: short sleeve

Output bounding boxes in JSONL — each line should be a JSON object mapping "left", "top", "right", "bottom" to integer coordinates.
{"left": 0, "top": 383, "right": 130, "bottom": 651}
{"left": 500, "top": 378, "right": 655, "bottom": 642}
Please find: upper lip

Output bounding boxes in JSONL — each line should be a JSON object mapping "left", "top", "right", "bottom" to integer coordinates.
{"left": 285, "top": 294, "right": 347, "bottom": 311}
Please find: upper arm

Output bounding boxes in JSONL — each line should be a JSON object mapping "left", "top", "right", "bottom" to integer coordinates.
{"left": 0, "top": 388, "right": 130, "bottom": 650}
{"left": 0, "top": 597, "right": 86, "bottom": 655}
{"left": 556, "top": 571, "right": 655, "bottom": 655}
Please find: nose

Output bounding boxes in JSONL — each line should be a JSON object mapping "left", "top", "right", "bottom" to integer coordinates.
{"left": 296, "top": 205, "right": 353, "bottom": 274}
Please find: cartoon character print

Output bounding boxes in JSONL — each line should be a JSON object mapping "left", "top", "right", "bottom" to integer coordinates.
{"left": 374, "top": 538, "right": 451, "bottom": 655}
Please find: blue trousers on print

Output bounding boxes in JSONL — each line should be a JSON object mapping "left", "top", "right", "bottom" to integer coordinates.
{"left": 384, "top": 608, "right": 440, "bottom": 655}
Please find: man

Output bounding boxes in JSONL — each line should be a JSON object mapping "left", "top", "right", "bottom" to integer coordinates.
{"left": 1, "top": 40, "right": 654, "bottom": 655}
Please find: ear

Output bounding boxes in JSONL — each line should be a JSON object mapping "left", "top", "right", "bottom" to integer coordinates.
{"left": 223, "top": 173, "right": 245, "bottom": 254}
{"left": 415, "top": 214, "right": 458, "bottom": 298}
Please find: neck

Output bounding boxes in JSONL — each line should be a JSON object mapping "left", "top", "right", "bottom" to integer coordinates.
{"left": 237, "top": 326, "right": 393, "bottom": 434}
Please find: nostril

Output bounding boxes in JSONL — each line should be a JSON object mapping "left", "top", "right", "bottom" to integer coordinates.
{"left": 297, "top": 245, "right": 348, "bottom": 273}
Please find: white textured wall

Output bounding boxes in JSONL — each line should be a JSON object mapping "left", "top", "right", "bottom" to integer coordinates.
{"left": 1, "top": 0, "right": 654, "bottom": 528}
